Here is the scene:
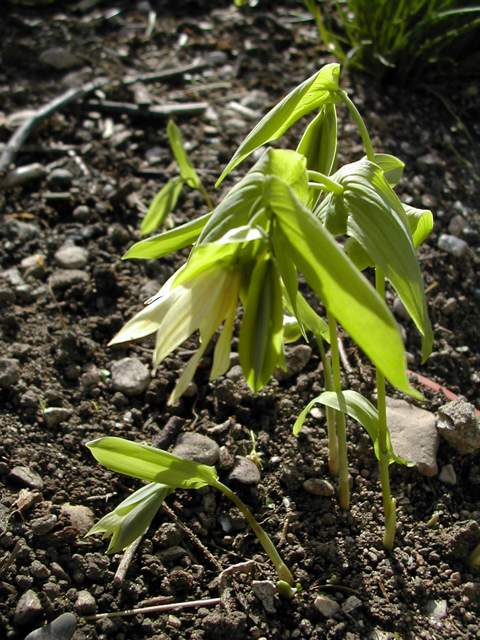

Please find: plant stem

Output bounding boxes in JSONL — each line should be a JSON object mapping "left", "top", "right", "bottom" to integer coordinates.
{"left": 340, "top": 91, "right": 375, "bottom": 162}
{"left": 375, "top": 267, "right": 396, "bottom": 550}
{"left": 213, "top": 480, "right": 294, "bottom": 585}
{"left": 327, "top": 312, "right": 350, "bottom": 509}
{"left": 316, "top": 336, "right": 339, "bottom": 475}
{"left": 197, "top": 182, "right": 214, "bottom": 210}
{"left": 307, "top": 170, "right": 344, "bottom": 195}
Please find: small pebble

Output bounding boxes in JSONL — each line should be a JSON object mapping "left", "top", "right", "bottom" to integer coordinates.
{"left": 111, "top": 357, "right": 150, "bottom": 397}
{"left": 9, "top": 466, "right": 44, "bottom": 490}
{"left": 75, "top": 590, "right": 96, "bottom": 615}
{"left": 342, "top": 595, "right": 362, "bottom": 614}
{"left": 314, "top": 594, "right": 340, "bottom": 618}
{"left": 228, "top": 456, "right": 261, "bottom": 485}
{"left": 24, "top": 612, "right": 77, "bottom": 640}
{"left": 437, "top": 234, "right": 469, "bottom": 258}
{"left": 43, "top": 407, "right": 72, "bottom": 428}
{"left": 54, "top": 245, "right": 88, "bottom": 270}
{"left": 425, "top": 599, "right": 447, "bottom": 620}
{"left": 252, "top": 580, "right": 276, "bottom": 614}
{"left": 303, "top": 478, "right": 335, "bottom": 497}
{"left": 0, "top": 357, "right": 20, "bottom": 388}
{"left": 49, "top": 270, "right": 89, "bottom": 292}
{"left": 14, "top": 589, "right": 43, "bottom": 626}
{"left": 439, "top": 464, "right": 457, "bottom": 486}
{"left": 172, "top": 432, "right": 220, "bottom": 466}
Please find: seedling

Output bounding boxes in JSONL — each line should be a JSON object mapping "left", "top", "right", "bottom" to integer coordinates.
{"left": 99, "top": 64, "right": 433, "bottom": 550}
{"left": 247, "top": 430, "right": 264, "bottom": 469}
{"left": 86, "top": 436, "right": 295, "bottom": 592}
{"left": 140, "top": 120, "right": 213, "bottom": 236}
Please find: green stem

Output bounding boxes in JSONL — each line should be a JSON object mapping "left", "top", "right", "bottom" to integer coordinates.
{"left": 375, "top": 267, "right": 396, "bottom": 550}
{"left": 307, "top": 170, "right": 344, "bottom": 195}
{"left": 316, "top": 336, "right": 339, "bottom": 475}
{"left": 327, "top": 312, "right": 350, "bottom": 509}
{"left": 341, "top": 90, "right": 375, "bottom": 162}
{"left": 213, "top": 480, "right": 294, "bottom": 586}
{"left": 197, "top": 182, "right": 214, "bottom": 210}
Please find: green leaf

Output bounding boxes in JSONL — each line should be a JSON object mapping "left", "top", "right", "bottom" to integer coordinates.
{"left": 294, "top": 390, "right": 410, "bottom": 466}
{"left": 123, "top": 213, "right": 211, "bottom": 260}
{"left": 296, "top": 292, "right": 329, "bottom": 343}
{"left": 87, "top": 482, "right": 171, "bottom": 554}
{"left": 87, "top": 437, "right": 219, "bottom": 488}
{"left": 344, "top": 237, "right": 373, "bottom": 271}
{"left": 283, "top": 314, "right": 302, "bottom": 343}
{"left": 255, "top": 148, "right": 310, "bottom": 205}
{"left": 373, "top": 153, "right": 404, "bottom": 187}
{"left": 239, "top": 256, "right": 284, "bottom": 392}
{"left": 297, "top": 104, "right": 337, "bottom": 176}
{"left": 140, "top": 177, "right": 184, "bottom": 236}
{"left": 167, "top": 120, "right": 201, "bottom": 189}
{"left": 340, "top": 159, "right": 433, "bottom": 360}
{"left": 267, "top": 176, "right": 418, "bottom": 397}
{"left": 314, "top": 191, "right": 349, "bottom": 235}
{"left": 216, "top": 64, "right": 341, "bottom": 186}
{"left": 403, "top": 204, "right": 434, "bottom": 247}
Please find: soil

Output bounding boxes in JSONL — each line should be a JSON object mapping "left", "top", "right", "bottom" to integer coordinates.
{"left": 1, "top": 2, "right": 479, "bottom": 639}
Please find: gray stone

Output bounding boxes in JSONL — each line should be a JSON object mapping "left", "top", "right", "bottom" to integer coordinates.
{"left": 49, "top": 270, "right": 89, "bottom": 291}
{"left": 226, "top": 364, "right": 243, "bottom": 382}
{"left": 5, "top": 219, "right": 39, "bottom": 242}
{"left": 437, "top": 234, "right": 470, "bottom": 258}
{"left": 24, "top": 612, "right": 77, "bottom": 640}
{"left": 275, "top": 345, "right": 312, "bottom": 380}
{"left": 158, "top": 546, "right": 189, "bottom": 563}
{"left": 386, "top": 398, "right": 439, "bottom": 476}
{"left": 30, "top": 560, "right": 50, "bottom": 579}
{"left": 342, "top": 595, "right": 362, "bottom": 614}
{"left": 14, "top": 589, "right": 43, "bottom": 626}
{"left": 43, "top": 407, "right": 72, "bottom": 428}
{"left": 172, "top": 432, "right": 219, "bottom": 466}
{"left": 20, "top": 254, "right": 46, "bottom": 278}
{"left": 0, "top": 357, "right": 20, "bottom": 388}
{"left": 425, "top": 599, "right": 447, "bottom": 620}
{"left": 31, "top": 514, "right": 58, "bottom": 536}
{"left": 439, "top": 464, "right": 457, "bottom": 486}
{"left": 74, "top": 590, "right": 96, "bottom": 615}
{"left": 10, "top": 466, "right": 43, "bottom": 490}
{"left": 252, "top": 580, "right": 276, "bottom": 614}
{"left": 437, "top": 399, "right": 480, "bottom": 454}
{"left": 39, "top": 48, "right": 81, "bottom": 71}
{"left": 313, "top": 594, "right": 340, "bottom": 618}
{"left": 1, "top": 266, "right": 25, "bottom": 288}
{"left": 228, "top": 456, "right": 261, "bottom": 485}
{"left": 303, "top": 478, "right": 335, "bottom": 497}
{"left": 448, "top": 214, "right": 467, "bottom": 237}
{"left": 54, "top": 246, "right": 88, "bottom": 270}
{"left": 60, "top": 503, "right": 95, "bottom": 536}
{"left": 111, "top": 357, "right": 150, "bottom": 397}
{"left": 47, "top": 168, "right": 73, "bottom": 190}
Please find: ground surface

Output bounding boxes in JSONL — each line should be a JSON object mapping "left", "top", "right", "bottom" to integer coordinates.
{"left": 0, "top": 1, "right": 479, "bottom": 639}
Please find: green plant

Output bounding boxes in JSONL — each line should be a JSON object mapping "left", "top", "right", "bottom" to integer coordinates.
{"left": 140, "top": 120, "right": 213, "bottom": 236}
{"left": 86, "top": 436, "right": 295, "bottom": 592}
{"left": 97, "top": 63, "right": 433, "bottom": 550}
{"left": 305, "top": 0, "right": 480, "bottom": 83}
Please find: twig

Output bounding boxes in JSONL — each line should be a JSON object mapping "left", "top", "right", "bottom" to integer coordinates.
{"left": 0, "top": 163, "right": 47, "bottom": 190}
{"left": 408, "top": 370, "right": 480, "bottom": 416}
{"left": 84, "top": 100, "right": 208, "bottom": 118}
{"left": 138, "top": 595, "right": 175, "bottom": 607}
{"left": 0, "top": 79, "right": 106, "bottom": 176}
{"left": 113, "top": 535, "right": 143, "bottom": 588}
{"left": 123, "top": 60, "right": 207, "bottom": 86}
{"left": 83, "top": 596, "right": 222, "bottom": 621}
{"left": 162, "top": 503, "right": 221, "bottom": 571}
{"left": 218, "top": 559, "right": 256, "bottom": 593}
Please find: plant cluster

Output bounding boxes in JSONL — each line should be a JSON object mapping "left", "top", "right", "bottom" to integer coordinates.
{"left": 87, "top": 63, "right": 436, "bottom": 591}
{"left": 304, "top": 0, "right": 480, "bottom": 83}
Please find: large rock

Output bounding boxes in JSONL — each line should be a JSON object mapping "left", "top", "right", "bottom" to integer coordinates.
{"left": 386, "top": 398, "right": 439, "bottom": 476}
{"left": 111, "top": 357, "right": 150, "bottom": 396}
{"left": 14, "top": 590, "right": 43, "bottom": 626}
{"left": 24, "top": 612, "right": 77, "bottom": 640}
{"left": 172, "top": 432, "right": 219, "bottom": 466}
{"left": 436, "top": 399, "right": 480, "bottom": 454}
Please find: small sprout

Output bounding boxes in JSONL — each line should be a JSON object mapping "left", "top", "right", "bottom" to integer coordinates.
{"left": 426, "top": 512, "right": 441, "bottom": 529}
{"left": 247, "top": 430, "right": 264, "bottom": 469}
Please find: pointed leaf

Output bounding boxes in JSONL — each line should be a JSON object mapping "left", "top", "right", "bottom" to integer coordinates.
{"left": 216, "top": 63, "right": 341, "bottom": 186}
{"left": 297, "top": 104, "right": 337, "bottom": 176}
{"left": 403, "top": 204, "right": 434, "bottom": 247}
{"left": 373, "top": 153, "right": 405, "bottom": 187}
{"left": 87, "top": 482, "right": 171, "bottom": 553}
{"left": 340, "top": 160, "right": 433, "bottom": 360}
{"left": 267, "top": 176, "right": 418, "bottom": 397}
{"left": 167, "top": 120, "right": 201, "bottom": 189}
{"left": 140, "top": 177, "right": 184, "bottom": 236}
{"left": 123, "top": 213, "right": 210, "bottom": 260}
{"left": 239, "top": 256, "right": 284, "bottom": 392}
{"left": 87, "top": 436, "right": 219, "bottom": 488}
{"left": 344, "top": 237, "right": 373, "bottom": 271}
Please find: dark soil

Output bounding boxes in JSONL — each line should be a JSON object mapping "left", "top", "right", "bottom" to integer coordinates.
{"left": 1, "top": 2, "right": 479, "bottom": 639}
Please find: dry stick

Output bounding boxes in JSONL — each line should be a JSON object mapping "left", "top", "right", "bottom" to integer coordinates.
{"left": 84, "top": 100, "right": 208, "bottom": 118}
{"left": 0, "top": 163, "right": 47, "bottom": 190}
{"left": 0, "top": 79, "right": 106, "bottom": 176}
{"left": 113, "top": 535, "right": 143, "bottom": 588}
{"left": 162, "top": 503, "right": 222, "bottom": 571}
{"left": 83, "top": 597, "right": 222, "bottom": 622}
{"left": 123, "top": 60, "right": 207, "bottom": 86}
